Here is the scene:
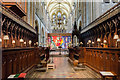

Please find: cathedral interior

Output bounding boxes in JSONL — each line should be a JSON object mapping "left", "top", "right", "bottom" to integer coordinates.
{"left": 0, "top": 0, "right": 120, "bottom": 80}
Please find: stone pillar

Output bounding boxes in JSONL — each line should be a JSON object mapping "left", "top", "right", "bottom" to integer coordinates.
{"left": 30, "top": 2, "right": 33, "bottom": 26}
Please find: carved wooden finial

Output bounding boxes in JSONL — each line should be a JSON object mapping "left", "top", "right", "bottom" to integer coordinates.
{"left": 112, "top": 18, "right": 119, "bottom": 27}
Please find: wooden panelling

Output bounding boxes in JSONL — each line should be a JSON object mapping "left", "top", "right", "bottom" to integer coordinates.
{"left": 84, "top": 48, "right": 120, "bottom": 75}
{"left": 1, "top": 5, "right": 36, "bottom": 48}
{"left": 2, "top": 47, "right": 50, "bottom": 80}
{"left": 69, "top": 47, "right": 120, "bottom": 79}
{"left": 69, "top": 47, "right": 85, "bottom": 63}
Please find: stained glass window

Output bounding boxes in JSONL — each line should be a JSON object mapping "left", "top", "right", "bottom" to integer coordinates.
{"left": 63, "top": 15, "right": 66, "bottom": 20}
{"left": 57, "top": 12, "right": 61, "bottom": 18}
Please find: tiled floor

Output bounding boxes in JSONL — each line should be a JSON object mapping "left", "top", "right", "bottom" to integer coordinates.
{"left": 28, "top": 51, "right": 100, "bottom": 79}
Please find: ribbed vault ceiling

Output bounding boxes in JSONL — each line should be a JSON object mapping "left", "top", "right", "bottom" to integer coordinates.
{"left": 46, "top": 0, "right": 73, "bottom": 20}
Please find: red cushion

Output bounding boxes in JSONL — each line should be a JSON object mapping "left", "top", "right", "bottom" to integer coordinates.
{"left": 18, "top": 73, "right": 26, "bottom": 78}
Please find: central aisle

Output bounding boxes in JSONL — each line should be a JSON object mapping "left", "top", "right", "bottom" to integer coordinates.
{"left": 28, "top": 51, "right": 100, "bottom": 79}
{"left": 47, "top": 57, "right": 75, "bottom": 78}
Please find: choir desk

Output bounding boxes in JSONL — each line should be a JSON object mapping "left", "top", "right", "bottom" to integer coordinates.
{"left": 100, "top": 71, "right": 117, "bottom": 80}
